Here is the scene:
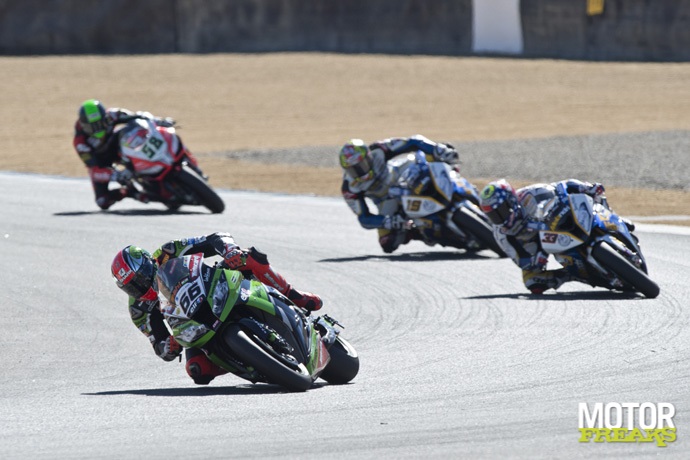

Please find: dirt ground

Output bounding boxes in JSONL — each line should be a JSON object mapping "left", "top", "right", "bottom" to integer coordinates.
{"left": 1, "top": 53, "right": 689, "bottom": 224}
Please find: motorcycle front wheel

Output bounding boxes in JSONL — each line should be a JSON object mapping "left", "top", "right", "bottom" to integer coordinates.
{"left": 224, "top": 323, "right": 313, "bottom": 392}
{"left": 174, "top": 164, "right": 225, "bottom": 214}
{"left": 452, "top": 207, "right": 507, "bottom": 257}
{"left": 591, "top": 242, "right": 660, "bottom": 298}
{"left": 319, "top": 336, "right": 359, "bottom": 385}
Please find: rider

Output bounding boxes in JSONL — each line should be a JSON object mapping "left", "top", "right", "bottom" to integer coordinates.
{"left": 339, "top": 135, "right": 460, "bottom": 253}
{"left": 479, "top": 178, "right": 633, "bottom": 294}
{"left": 111, "top": 232, "right": 323, "bottom": 385}
{"left": 74, "top": 98, "right": 184, "bottom": 210}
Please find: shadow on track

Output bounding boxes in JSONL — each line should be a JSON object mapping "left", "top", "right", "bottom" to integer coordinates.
{"left": 54, "top": 208, "right": 207, "bottom": 217}
{"left": 83, "top": 382, "right": 328, "bottom": 397}
{"left": 464, "top": 290, "right": 643, "bottom": 301}
{"left": 320, "top": 250, "right": 500, "bottom": 263}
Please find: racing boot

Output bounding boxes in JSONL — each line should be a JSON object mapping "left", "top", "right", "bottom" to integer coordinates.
{"left": 97, "top": 189, "right": 125, "bottom": 210}
{"left": 524, "top": 269, "right": 571, "bottom": 295}
{"left": 286, "top": 288, "right": 323, "bottom": 312}
{"left": 243, "top": 247, "right": 323, "bottom": 311}
{"left": 122, "top": 186, "right": 150, "bottom": 204}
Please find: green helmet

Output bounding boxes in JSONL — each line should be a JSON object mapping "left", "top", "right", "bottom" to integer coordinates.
{"left": 78, "top": 99, "right": 108, "bottom": 139}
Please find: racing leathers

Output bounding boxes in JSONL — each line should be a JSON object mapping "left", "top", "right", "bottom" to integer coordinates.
{"left": 73, "top": 108, "right": 175, "bottom": 210}
{"left": 491, "top": 179, "right": 609, "bottom": 294}
{"left": 341, "top": 134, "right": 460, "bottom": 253}
{"left": 128, "top": 232, "right": 323, "bottom": 384}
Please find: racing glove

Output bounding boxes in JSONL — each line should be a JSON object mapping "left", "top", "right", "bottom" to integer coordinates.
{"left": 585, "top": 182, "right": 606, "bottom": 204}
{"left": 207, "top": 233, "right": 244, "bottom": 267}
{"left": 111, "top": 168, "right": 133, "bottom": 185}
{"left": 223, "top": 247, "right": 247, "bottom": 269}
{"left": 155, "top": 117, "right": 176, "bottom": 128}
{"left": 154, "top": 240, "right": 181, "bottom": 266}
{"left": 433, "top": 143, "right": 460, "bottom": 165}
{"left": 155, "top": 335, "right": 182, "bottom": 361}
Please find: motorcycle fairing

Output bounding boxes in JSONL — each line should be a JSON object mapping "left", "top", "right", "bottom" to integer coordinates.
{"left": 158, "top": 256, "right": 242, "bottom": 348}
{"left": 401, "top": 195, "right": 446, "bottom": 218}
{"left": 540, "top": 194, "right": 593, "bottom": 253}
{"left": 536, "top": 192, "right": 649, "bottom": 289}
{"left": 453, "top": 176, "right": 481, "bottom": 202}
{"left": 234, "top": 279, "right": 277, "bottom": 315}
{"left": 235, "top": 281, "right": 330, "bottom": 377}
{"left": 428, "top": 162, "right": 454, "bottom": 202}
{"left": 119, "top": 119, "right": 176, "bottom": 176}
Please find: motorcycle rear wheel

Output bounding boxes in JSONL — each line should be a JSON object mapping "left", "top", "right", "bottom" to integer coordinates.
{"left": 591, "top": 242, "right": 660, "bottom": 298}
{"left": 224, "top": 324, "right": 312, "bottom": 392}
{"left": 319, "top": 336, "right": 359, "bottom": 385}
{"left": 452, "top": 207, "right": 507, "bottom": 257}
{"left": 175, "top": 165, "right": 225, "bottom": 214}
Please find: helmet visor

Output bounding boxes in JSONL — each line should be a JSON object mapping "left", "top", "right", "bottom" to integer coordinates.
{"left": 345, "top": 156, "right": 374, "bottom": 183}
{"left": 485, "top": 200, "right": 514, "bottom": 226}
{"left": 116, "top": 269, "right": 154, "bottom": 299}
{"left": 82, "top": 119, "right": 107, "bottom": 138}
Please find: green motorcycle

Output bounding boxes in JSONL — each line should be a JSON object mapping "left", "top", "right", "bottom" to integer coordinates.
{"left": 156, "top": 253, "right": 359, "bottom": 392}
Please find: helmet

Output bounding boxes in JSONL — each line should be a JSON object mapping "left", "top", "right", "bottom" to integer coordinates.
{"left": 479, "top": 179, "right": 523, "bottom": 229}
{"left": 339, "top": 139, "right": 375, "bottom": 185}
{"left": 78, "top": 99, "right": 108, "bottom": 139}
{"left": 111, "top": 246, "right": 158, "bottom": 300}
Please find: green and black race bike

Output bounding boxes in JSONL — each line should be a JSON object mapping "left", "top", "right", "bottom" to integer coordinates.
{"left": 155, "top": 253, "right": 359, "bottom": 392}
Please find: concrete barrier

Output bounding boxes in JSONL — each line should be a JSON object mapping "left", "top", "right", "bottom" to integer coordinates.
{"left": 176, "top": 0, "right": 473, "bottom": 54}
{"left": 0, "top": 0, "right": 472, "bottom": 55}
{"left": 0, "top": 0, "right": 689, "bottom": 61}
{"left": 0, "top": 0, "right": 176, "bottom": 54}
{"left": 521, "top": 0, "right": 690, "bottom": 61}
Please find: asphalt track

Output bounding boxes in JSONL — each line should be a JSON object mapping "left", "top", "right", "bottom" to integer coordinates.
{"left": 1, "top": 172, "right": 689, "bottom": 459}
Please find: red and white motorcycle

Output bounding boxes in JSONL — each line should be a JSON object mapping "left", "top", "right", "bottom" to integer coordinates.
{"left": 115, "top": 117, "right": 224, "bottom": 213}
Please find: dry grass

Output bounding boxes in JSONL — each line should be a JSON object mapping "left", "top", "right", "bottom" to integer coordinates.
{"left": 2, "top": 53, "right": 689, "bottom": 222}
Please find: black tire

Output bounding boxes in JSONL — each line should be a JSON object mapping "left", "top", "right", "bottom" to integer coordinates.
{"left": 224, "top": 324, "right": 312, "bottom": 392}
{"left": 320, "top": 337, "right": 360, "bottom": 385}
{"left": 452, "top": 207, "right": 507, "bottom": 257}
{"left": 175, "top": 165, "right": 225, "bottom": 214}
{"left": 591, "top": 242, "right": 660, "bottom": 298}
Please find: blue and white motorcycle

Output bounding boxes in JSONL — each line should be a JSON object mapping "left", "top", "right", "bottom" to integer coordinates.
{"left": 535, "top": 182, "right": 659, "bottom": 298}
{"left": 388, "top": 151, "right": 505, "bottom": 257}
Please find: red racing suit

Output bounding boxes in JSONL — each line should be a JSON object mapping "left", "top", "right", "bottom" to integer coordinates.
{"left": 73, "top": 108, "right": 173, "bottom": 210}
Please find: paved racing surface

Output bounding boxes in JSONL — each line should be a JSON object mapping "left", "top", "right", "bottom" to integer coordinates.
{"left": 2, "top": 172, "right": 689, "bottom": 459}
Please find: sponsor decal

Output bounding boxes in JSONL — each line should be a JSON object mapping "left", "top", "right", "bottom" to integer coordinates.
{"left": 116, "top": 266, "right": 133, "bottom": 283}
{"left": 557, "top": 234, "right": 572, "bottom": 247}
{"left": 542, "top": 232, "right": 558, "bottom": 244}
{"left": 422, "top": 200, "right": 436, "bottom": 212}
{"left": 578, "top": 402, "right": 676, "bottom": 447}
